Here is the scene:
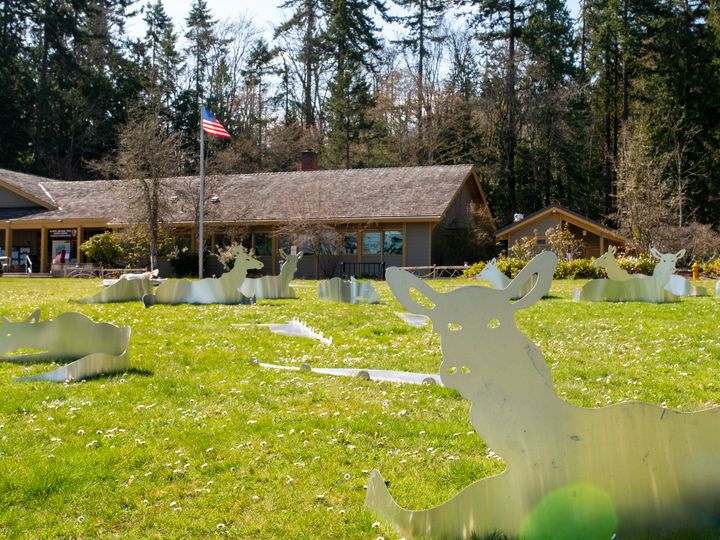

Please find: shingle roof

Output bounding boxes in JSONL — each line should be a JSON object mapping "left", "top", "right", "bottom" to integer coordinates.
{"left": 2, "top": 165, "right": 478, "bottom": 224}
{"left": 495, "top": 204, "right": 625, "bottom": 241}
{"left": 0, "top": 168, "right": 59, "bottom": 208}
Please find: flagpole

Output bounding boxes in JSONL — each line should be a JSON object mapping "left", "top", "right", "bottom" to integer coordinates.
{"left": 198, "top": 106, "right": 205, "bottom": 279}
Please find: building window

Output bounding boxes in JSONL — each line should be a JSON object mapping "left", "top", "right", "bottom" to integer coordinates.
{"left": 362, "top": 231, "right": 381, "bottom": 255}
{"left": 383, "top": 230, "right": 403, "bottom": 255}
{"left": 254, "top": 233, "right": 272, "bottom": 256}
{"left": 342, "top": 233, "right": 357, "bottom": 254}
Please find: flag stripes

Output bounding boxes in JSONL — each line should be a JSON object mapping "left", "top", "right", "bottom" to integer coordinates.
{"left": 201, "top": 108, "right": 231, "bottom": 139}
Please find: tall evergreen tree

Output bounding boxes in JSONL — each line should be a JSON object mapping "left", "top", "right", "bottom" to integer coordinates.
{"left": 275, "top": 0, "right": 326, "bottom": 127}
{"left": 391, "top": 0, "right": 446, "bottom": 142}
{"left": 324, "top": 0, "right": 387, "bottom": 168}
{"left": 457, "top": 0, "right": 531, "bottom": 214}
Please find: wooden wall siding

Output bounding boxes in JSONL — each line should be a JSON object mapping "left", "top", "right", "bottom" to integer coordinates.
{"left": 405, "top": 223, "right": 430, "bottom": 266}
{"left": 567, "top": 223, "right": 601, "bottom": 258}
{"left": 0, "top": 186, "right": 39, "bottom": 208}
{"left": 508, "top": 215, "right": 561, "bottom": 246}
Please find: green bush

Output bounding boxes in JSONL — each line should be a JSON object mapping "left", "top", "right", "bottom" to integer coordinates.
{"left": 465, "top": 254, "right": 657, "bottom": 280}
{"left": 463, "top": 261, "right": 486, "bottom": 278}
{"left": 79, "top": 232, "right": 124, "bottom": 266}
{"left": 703, "top": 258, "right": 720, "bottom": 277}
{"left": 555, "top": 258, "right": 606, "bottom": 279}
{"left": 167, "top": 246, "right": 198, "bottom": 278}
{"left": 616, "top": 253, "right": 656, "bottom": 274}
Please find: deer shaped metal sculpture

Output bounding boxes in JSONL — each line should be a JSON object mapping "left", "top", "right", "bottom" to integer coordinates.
{"left": 240, "top": 250, "right": 303, "bottom": 300}
{"left": 477, "top": 258, "right": 536, "bottom": 299}
{"left": 578, "top": 248, "right": 686, "bottom": 303}
{"left": 592, "top": 245, "right": 631, "bottom": 281}
{"left": 142, "top": 245, "right": 263, "bottom": 306}
{"left": 368, "top": 251, "right": 720, "bottom": 539}
{"left": 0, "top": 310, "right": 130, "bottom": 382}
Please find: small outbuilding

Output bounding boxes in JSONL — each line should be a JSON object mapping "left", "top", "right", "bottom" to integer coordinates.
{"left": 495, "top": 205, "right": 626, "bottom": 258}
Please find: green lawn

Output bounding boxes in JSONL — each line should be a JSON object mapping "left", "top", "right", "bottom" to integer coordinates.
{"left": 0, "top": 277, "right": 719, "bottom": 538}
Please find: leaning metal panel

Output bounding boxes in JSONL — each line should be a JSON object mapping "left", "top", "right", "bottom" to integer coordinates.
{"left": 0, "top": 310, "right": 130, "bottom": 382}
{"left": 317, "top": 277, "right": 380, "bottom": 304}
{"left": 367, "top": 251, "right": 720, "bottom": 539}
{"left": 256, "top": 361, "right": 442, "bottom": 386}
{"left": 77, "top": 277, "right": 154, "bottom": 304}
{"left": 579, "top": 248, "right": 685, "bottom": 303}
{"left": 142, "top": 245, "right": 262, "bottom": 306}
{"left": 240, "top": 250, "right": 302, "bottom": 299}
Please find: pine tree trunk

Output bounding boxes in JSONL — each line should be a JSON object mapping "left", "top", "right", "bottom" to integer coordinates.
{"left": 304, "top": 0, "right": 315, "bottom": 128}
{"left": 507, "top": 0, "right": 517, "bottom": 213}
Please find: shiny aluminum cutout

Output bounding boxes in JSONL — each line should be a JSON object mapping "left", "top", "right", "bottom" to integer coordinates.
{"left": 579, "top": 247, "right": 686, "bottom": 302}
{"left": 477, "top": 257, "right": 536, "bottom": 299}
{"left": 257, "top": 361, "right": 441, "bottom": 386}
{"left": 142, "top": 245, "right": 262, "bottom": 306}
{"left": 317, "top": 277, "right": 380, "bottom": 304}
{"left": 78, "top": 276, "right": 154, "bottom": 304}
{"left": 240, "top": 250, "right": 302, "bottom": 299}
{"left": 0, "top": 310, "right": 130, "bottom": 382}
{"left": 367, "top": 252, "right": 720, "bottom": 539}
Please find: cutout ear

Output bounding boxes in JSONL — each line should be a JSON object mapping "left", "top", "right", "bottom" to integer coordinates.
{"left": 609, "top": 245, "right": 616, "bottom": 255}
{"left": 490, "top": 258, "right": 497, "bottom": 265}
{"left": 297, "top": 251, "right": 304, "bottom": 260}
{"left": 675, "top": 249, "right": 686, "bottom": 259}
{"left": 650, "top": 248, "right": 661, "bottom": 259}
{"left": 504, "top": 251, "right": 556, "bottom": 310}
{"left": 25, "top": 310, "right": 41, "bottom": 324}
{"left": 386, "top": 267, "right": 438, "bottom": 316}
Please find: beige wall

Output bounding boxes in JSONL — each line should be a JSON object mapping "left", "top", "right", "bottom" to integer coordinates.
{"left": 508, "top": 215, "right": 562, "bottom": 247}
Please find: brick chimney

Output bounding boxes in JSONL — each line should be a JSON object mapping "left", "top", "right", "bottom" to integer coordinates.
{"left": 300, "top": 150, "right": 318, "bottom": 171}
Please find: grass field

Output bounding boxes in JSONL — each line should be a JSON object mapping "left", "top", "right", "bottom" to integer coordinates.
{"left": 1, "top": 276, "right": 719, "bottom": 538}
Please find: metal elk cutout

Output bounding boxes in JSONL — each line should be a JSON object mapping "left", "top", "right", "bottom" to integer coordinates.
{"left": 0, "top": 310, "right": 130, "bottom": 382}
{"left": 142, "top": 245, "right": 263, "bottom": 306}
{"left": 579, "top": 247, "right": 688, "bottom": 302}
{"left": 367, "top": 251, "right": 720, "bottom": 539}
{"left": 240, "top": 250, "right": 303, "bottom": 300}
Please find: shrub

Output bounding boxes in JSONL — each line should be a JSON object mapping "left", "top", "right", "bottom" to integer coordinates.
{"left": 616, "top": 253, "right": 656, "bottom": 274}
{"left": 167, "top": 247, "right": 198, "bottom": 278}
{"left": 80, "top": 232, "right": 124, "bottom": 266}
{"left": 703, "top": 258, "right": 720, "bottom": 277}
{"left": 464, "top": 254, "right": 657, "bottom": 280}
{"left": 463, "top": 261, "right": 486, "bottom": 278}
{"left": 555, "top": 258, "right": 606, "bottom": 279}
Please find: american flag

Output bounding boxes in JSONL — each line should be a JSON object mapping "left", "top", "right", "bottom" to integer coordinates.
{"left": 202, "top": 108, "right": 231, "bottom": 139}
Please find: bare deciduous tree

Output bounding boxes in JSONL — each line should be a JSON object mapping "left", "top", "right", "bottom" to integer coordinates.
{"left": 96, "top": 108, "right": 183, "bottom": 270}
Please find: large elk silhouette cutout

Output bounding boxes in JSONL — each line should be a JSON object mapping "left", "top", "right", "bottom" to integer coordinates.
{"left": 142, "top": 245, "right": 262, "bottom": 306}
{"left": 367, "top": 251, "right": 720, "bottom": 539}
{"left": 240, "top": 250, "right": 303, "bottom": 299}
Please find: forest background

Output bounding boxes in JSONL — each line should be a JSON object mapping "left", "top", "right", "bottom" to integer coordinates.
{"left": 1, "top": 0, "right": 718, "bottom": 239}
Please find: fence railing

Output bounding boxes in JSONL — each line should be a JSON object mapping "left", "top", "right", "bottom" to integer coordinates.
{"left": 399, "top": 265, "right": 469, "bottom": 279}
{"left": 341, "top": 261, "right": 386, "bottom": 279}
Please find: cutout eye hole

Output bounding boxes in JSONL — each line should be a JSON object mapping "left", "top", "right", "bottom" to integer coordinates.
{"left": 460, "top": 366, "right": 471, "bottom": 374}
{"left": 487, "top": 319, "right": 500, "bottom": 329}
{"left": 410, "top": 288, "right": 435, "bottom": 309}
{"left": 448, "top": 323, "right": 462, "bottom": 332}
{"left": 446, "top": 366, "right": 458, "bottom": 375}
